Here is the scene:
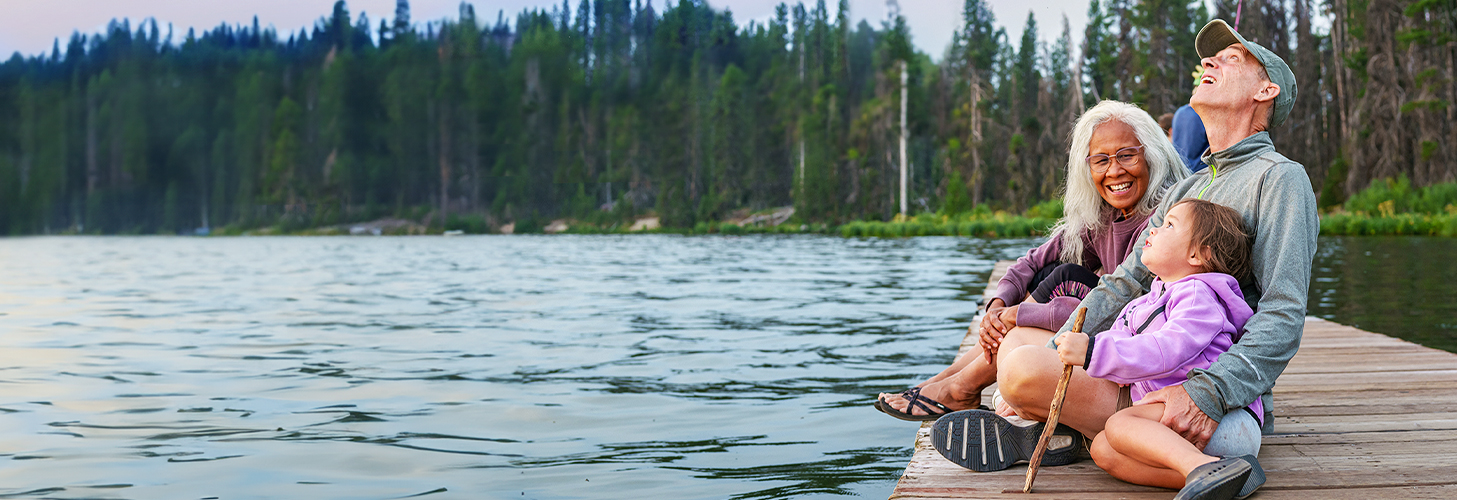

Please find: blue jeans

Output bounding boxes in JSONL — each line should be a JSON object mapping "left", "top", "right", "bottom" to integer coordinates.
{"left": 1203, "top": 409, "right": 1262, "bottom": 458}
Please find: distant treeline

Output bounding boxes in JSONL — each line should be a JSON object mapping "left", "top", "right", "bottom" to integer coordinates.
{"left": 0, "top": 0, "right": 1453, "bottom": 234}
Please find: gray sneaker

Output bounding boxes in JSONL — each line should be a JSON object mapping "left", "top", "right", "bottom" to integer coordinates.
{"left": 929, "top": 409, "right": 1083, "bottom": 472}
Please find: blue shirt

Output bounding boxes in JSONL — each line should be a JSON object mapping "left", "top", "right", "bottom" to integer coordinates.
{"left": 1172, "top": 104, "right": 1209, "bottom": 173}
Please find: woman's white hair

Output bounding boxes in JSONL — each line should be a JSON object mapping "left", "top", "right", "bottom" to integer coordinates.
{"left": 1051, "top": 100, "right": 1189, "bottom": 268}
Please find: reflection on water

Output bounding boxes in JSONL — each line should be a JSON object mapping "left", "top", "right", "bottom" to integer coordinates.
{"left": 0, "top": 235, "right": 1038, "bottom": 499}
{"left": 1308, "top": 236, "right": 1457, "bottom": 353}
{"left": 3, "top": 235, "right": 1447, "bottom": 499}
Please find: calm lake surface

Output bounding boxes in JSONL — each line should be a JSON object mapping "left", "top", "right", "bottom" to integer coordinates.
{"left": 1307, "top": 236, "right": 1457, "bottom": 352}
{"left": 0, "top": 235, "right": 1452, "bottom": 499}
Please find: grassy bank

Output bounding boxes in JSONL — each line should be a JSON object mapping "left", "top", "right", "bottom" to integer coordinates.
{"left": 838, "top": 212, "right": 1055, "bottom": 238}
{"left": 1319, "top": 211, "right": 1457, "bottom": 236}
{"left": 203, "top": 177, "right": 1457, "bottom": 238}
{"left": 557, "top": 221, "right": 835, "bottom": 235}
{"left": 696, "top": 201, "right": 1060, "bottom": 238}
{"left": 1319, "top": 176, "right": 1457, "bottom": 236}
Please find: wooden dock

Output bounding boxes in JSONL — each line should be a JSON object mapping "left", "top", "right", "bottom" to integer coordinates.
{"left": 891, "top": 261, "right": 1457, "bottom": 499}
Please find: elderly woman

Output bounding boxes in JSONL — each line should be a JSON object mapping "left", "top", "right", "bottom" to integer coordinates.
{"left": 878, "top": 101, "right": 1189, "bottom": 420}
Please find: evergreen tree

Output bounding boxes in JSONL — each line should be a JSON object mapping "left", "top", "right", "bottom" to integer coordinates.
{"left": 0, "top": 0, "right": 1442, "bottom": 233}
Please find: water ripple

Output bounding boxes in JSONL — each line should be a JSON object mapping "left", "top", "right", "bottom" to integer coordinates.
{"left": 0, "top": 235, "right": 1032, "bottom": 499}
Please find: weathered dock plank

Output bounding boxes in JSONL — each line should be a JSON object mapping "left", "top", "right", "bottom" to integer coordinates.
{"left": 890, "top": 261, "right": 1457, "bottom": 499}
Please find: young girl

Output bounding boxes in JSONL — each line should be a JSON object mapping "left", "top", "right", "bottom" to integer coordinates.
{"left": 1056, "top": 198, "right": 1263, "bottom": 500}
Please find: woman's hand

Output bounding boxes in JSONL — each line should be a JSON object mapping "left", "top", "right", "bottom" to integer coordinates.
{"left": 979, "top": 299, "right": 1016, "bottom": 362}
{"left": 997, "top": 304, "right": 1018, "bottom": 329}
{"left": 1056, "top": 331, "right": 1089, "bottom": 367}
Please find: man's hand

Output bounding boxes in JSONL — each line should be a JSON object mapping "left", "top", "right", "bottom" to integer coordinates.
{"left": 1055, "top": 331, "right": 1088, "bottom": 367}
{"left": 1137, "top": 385, "right": 1219, "bottom": 450}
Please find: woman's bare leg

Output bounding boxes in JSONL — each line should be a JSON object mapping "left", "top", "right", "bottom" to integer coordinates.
{"left": 919, "top": 344, "right": 979, "bottom": 386}
{"left": 881, "top": 325, "right": 1058, "bottom": 415}
{"left": 990, "top": 325, "right": 1056, "bottom": 358}
{"left": 880, "top": 343, "right": 995, "bottom": 414}
{"left": 887, "top": 301, "right": 1030, "bottom": 399}
{"left": 995, "top": 335, "right": 1121, "bottom": 437}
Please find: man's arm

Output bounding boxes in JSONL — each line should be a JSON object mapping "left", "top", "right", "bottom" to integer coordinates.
{"left": 1182, "top": 163, "right": 1318, "bottom": 421}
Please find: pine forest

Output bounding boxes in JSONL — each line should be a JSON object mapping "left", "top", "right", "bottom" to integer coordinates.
{"left": 0, "top": 0, "right": 1453, "bottom": 234}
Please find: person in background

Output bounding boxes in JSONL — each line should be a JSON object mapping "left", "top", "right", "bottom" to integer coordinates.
{"left": 1158, "top": 113, "right": 1175, "bottom": 138}
{"left": 1172, "top": 104, "right": 1210, "bottom": 173}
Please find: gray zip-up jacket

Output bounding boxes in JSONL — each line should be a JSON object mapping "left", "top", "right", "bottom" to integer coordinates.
{"left": 1053, "top": 131, "right": 1318, "bottom": 433}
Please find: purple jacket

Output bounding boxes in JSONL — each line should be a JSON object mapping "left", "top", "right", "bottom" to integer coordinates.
{"left": 992, "top": 211, "right": 1151, "bottom": 331}
{"left": 1084, "top": 273, "right": 1263, "bottom": 424}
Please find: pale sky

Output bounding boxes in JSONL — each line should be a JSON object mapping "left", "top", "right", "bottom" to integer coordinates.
{"left": 0, "top": 0, "right": 1108, "bottom": 61}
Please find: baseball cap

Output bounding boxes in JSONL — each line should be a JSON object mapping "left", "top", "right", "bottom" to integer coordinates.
{"left": 1195, "top": 19, "right": 1297, "bottom": 128}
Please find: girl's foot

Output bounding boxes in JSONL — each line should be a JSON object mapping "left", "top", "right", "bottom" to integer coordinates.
{"left": 1174, "top": 456, "right": 1254, "bottom": 500}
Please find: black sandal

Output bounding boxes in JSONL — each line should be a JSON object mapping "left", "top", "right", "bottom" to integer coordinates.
{"left": 877, "top": 387, "right": 955, "bottom": 421}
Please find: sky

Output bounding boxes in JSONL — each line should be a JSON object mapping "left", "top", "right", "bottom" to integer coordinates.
{"left": 0, "top": 0, "right": 1104, "bottom": 61}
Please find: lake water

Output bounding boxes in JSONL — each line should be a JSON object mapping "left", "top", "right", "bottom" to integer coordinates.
{"left": 1307, "top": 236, "right": 1457, "bottom": 352}
{"left": 0, "top": 235, "right": 1452, "bottom": 499}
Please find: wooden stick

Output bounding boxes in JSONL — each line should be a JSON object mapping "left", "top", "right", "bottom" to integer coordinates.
{"left": 1023, "top": 307, "right": 1087, "bottom": 494}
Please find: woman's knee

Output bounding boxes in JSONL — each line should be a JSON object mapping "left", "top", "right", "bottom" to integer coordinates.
{"left": 997, "top": 345, "right": 1056, "bottom": 407}
{"left": 1030, "top": 263, "right": 1101, "bottom": 302}
{"left": 1051, "top": 263, "right": 1099, "bottom": 282}
{"left": 999, "top": 326, "right": 1054, "bottom": 354}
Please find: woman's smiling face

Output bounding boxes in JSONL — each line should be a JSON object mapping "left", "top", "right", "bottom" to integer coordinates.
{"left": 1087, "top": 120, "right": 1151, "bottom": 214}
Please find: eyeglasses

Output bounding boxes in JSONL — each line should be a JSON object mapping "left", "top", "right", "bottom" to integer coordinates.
{"left": 1086, "top": 145, "right": 1146, "bottom": 173}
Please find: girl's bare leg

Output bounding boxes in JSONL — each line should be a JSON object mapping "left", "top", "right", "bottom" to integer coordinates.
{"left": 1093, "top": 404, "right": 1220, "bottom": 488}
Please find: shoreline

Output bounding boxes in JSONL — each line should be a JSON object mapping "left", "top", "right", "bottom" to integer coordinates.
{"left": 14, "top": 212, "right": 1456, "bottom": 238}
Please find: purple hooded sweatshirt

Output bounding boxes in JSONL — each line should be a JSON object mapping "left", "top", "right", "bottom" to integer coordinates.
{"left": 1084, "top": 272, "right": 1263, "bottom": 424}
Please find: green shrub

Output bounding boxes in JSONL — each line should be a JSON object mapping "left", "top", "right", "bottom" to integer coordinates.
{"left": 1319, "top": 176, "right": 1457, "bottom": 237}
{"left": 446, "top": 214, "right": 492, "bottom": 234}
{"left": 942, "top": 171, "right": 973, "bottom": 215}
{"left": 1441, "top": 214, "right": 1457, "bottom": 237}
{"left": 1026, "top": 199, "right": 1064, "bottom": 219}
{"left": 1418, "top": 182, "right": 1457, "bottom": 213}
{"left": 1342, "top": 175, "right": 1457, "bottom": 215}
{"left": 1319, "top": 157, "right": 1349, "bottom": 209}
{"left": 1345, "top": 175, "right": 1415, "bottom": 214}
{"left": 831, "top": 207, "right": 1055, "bottom": 239}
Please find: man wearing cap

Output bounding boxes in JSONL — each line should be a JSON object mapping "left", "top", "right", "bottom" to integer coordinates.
{"left": 938, "top": 19, "right": 1317, "bottom": 499}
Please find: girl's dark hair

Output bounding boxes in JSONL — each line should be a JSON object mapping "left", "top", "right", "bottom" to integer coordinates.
{"left": 1171, "top": 198, "right": 1253, "bottom": 280}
